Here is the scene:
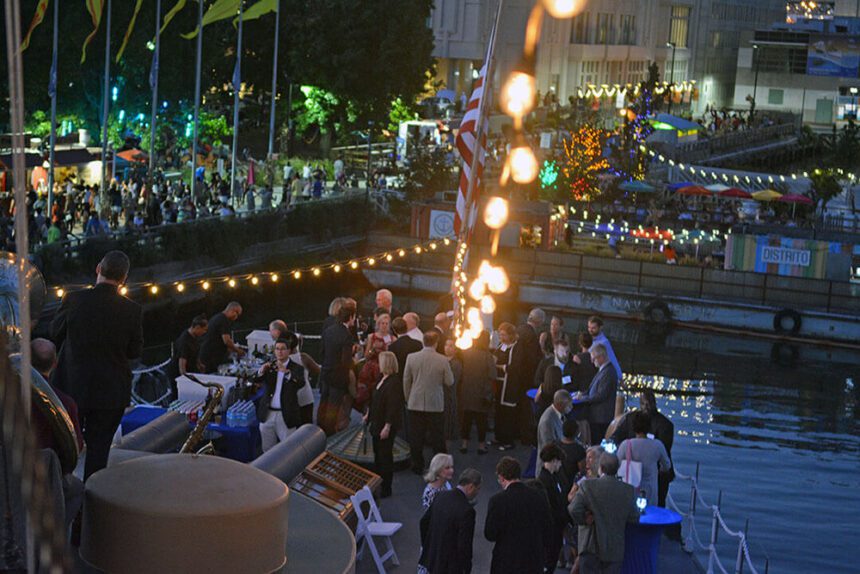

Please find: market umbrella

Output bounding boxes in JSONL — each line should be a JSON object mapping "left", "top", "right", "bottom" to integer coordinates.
{"left": 718, "top": 187, "right": 752, "bottom": 199}
{"left": 619, "top": 180, "right": 656, "bottom": 193}
{"left": 778, "top": 192, "right": 814, "bottom": 217}
{"left": 705, "top": 183, "right": 731, "bottom": 192}
{"left": 116, "top": 149, "right": 148, "bottom": 163}
{"left": 676, "top": 185, "right": 711, "bottom": 196}
{"left": 751, "top": 189, "right": 783, "bottom": 201}
{"left": 667, "top": 181, "right": 696, "bottom": 192}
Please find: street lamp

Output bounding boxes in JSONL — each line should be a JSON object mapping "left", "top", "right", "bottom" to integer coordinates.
{"left": 666, "top": 41, "right": 676, "bottom": 114}
{"left": 751, "top": 44, "right": 760, "bottom": 122}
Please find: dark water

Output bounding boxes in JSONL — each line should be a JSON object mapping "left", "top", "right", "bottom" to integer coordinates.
{"left": 132, "top": 279, "right": 859, "bottom": 574}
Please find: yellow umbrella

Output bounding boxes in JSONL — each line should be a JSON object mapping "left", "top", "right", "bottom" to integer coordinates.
{"left": 751, "top": 189, "right": 783, "bottom": 201}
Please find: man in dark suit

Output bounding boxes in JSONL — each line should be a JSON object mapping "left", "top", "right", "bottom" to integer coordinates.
{"left": 611, "top": 389, "right": 675, "bottom": 506}
{"left": 433, "top": 312, "right": 451, "bottom": 353}
{"left": 484, "top": 457, "right": 552, "bottom": 574}
{"left": 576, "top": 343, "right": 618, "bottom": 444}
{"left": 51, "top": 250, "right": 143, "bottom": 480}
{"left": 420, "top": 468, "right": 482, "bottom": 574}
{"left": 388, "top": 317, "right": 422, "bottom": 374}
{"left": 568, "top": 453, "right": 640, "bottom": 573}
{"left": 254, "top": 338, "right": 306, "bottom": 451}
{"left": 516, "top": 308, "right": 545, "bottom": 444}
{"left": 317, "top": 305, "right": 356, "bottom": 435}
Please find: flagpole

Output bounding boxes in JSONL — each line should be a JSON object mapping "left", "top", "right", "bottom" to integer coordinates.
{"left": 190, "top": 0, "right": 204, "bottom": 199}
{"left": 100, "top": 0, "right": 113, "bottom": 210}
{"left": 454, "top": 0, "right": 503, "bottom": 277}
{"left": 149, "top": 0, "right": 162, "bottom": 181}
{"left": 47, "top": 0, "right": 58, "bottom": 217}
{"left": 230, "top": 0, "right": 244, "bottom": 204}
{"left": 267, "top": 0, "right": 280, "bottom": 158}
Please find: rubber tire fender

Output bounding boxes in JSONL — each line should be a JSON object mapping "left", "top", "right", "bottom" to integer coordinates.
{"left": 773, "top": 308, "right": 801, "bottom": 335}
{"left": 643, "top": 300, "right": 672, "bottom": 325}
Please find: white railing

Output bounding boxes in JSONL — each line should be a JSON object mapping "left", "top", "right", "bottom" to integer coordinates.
{"left": 667, "top": 463, "right": 768, "bottom": 574}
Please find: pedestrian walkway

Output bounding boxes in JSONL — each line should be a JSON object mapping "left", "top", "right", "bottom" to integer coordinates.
{"left": 354, "top": 440, "right": 700, "bottom": 573}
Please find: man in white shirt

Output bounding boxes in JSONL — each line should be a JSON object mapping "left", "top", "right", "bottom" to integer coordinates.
{"left": 256, "top": 339, "right": 306, "bottom": 451}
{"left": 404, "top": 312, "right": 424, "bottom": 342}
{"left": 587, "top": 316, "right": 622, "bottom": 380}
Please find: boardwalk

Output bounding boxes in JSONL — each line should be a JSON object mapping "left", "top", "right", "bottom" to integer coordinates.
{"left": 353, "top": 440, "right": 700, "bottom": 574}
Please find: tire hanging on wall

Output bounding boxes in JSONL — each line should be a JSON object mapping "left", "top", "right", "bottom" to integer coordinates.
{"left": 773, "top": 308, "right": 802, "bottom": 335}
{"left": 643, "top": 300, "right": 672, "bottom": 325}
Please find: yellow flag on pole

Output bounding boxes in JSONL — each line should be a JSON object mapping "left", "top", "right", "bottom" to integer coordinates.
{"left": 233, "top": 0, "right": 276, "bottom": 25}
{"left": 21, "top": 0, "right": 51, "bottom": 52}
{"left": 159, "top": 0, "right": 187, "bottom": 35}
{"left": 81, "top": 0, "right": 106, "bottom": 64}
{"left": 182, "top": 0, "right": 241, "bottom": 39}
{"left": 115, "top": 0, "right": 145, "bottom": 62}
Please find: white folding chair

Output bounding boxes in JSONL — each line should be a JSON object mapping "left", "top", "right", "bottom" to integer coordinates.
{"left": 350, "top": 485, "right": 402, "bottom": 573}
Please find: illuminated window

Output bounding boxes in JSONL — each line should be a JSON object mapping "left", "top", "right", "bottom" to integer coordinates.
{"left": 669, "top": 5, "right": 690, "bottom": 48}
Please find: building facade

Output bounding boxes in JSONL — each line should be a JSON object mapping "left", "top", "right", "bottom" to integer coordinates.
{"left": 430, "top": 0, "right": 783, "bottom": 113}
{"left": 733, "top": 3, "right": 860, "bottom": 126}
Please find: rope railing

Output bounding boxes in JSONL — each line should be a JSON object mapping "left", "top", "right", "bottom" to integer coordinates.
{"left": 667, "top": 463, "right": 767, "bottom": 574}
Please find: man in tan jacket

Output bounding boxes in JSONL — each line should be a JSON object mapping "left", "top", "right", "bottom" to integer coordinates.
{"left": 403, "top": 330, "right": 454, "bottom": 473}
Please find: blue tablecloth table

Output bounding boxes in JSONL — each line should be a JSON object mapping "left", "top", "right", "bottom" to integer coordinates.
{"left": 621, "top": 505, "right": 682, "bottom": 574}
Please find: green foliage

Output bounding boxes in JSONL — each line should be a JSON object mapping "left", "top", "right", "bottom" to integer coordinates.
{"left": 25, "top": 111, "right": 87, "bottom": 139}
{"left": 294, "top": 86, "right": 340, "bottom": 134}
{"left": 388, "top": 98, "right": 418, "bottom": 133}
{"left": 400, "top": 145, "right": 456, "bottom": 201}
{"left": 808, "top": 169, "right": 843, "bottom": 210}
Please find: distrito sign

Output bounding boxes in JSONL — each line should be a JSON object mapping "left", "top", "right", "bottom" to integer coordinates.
{"left": 761, "top": 246, "right": 811, "bottom": 267}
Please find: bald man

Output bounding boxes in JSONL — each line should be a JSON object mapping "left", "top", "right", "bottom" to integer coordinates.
{"left": 404, "top": 312, "right": 424, "bottom": 342}
{"left": 199, "top": 302, "right": 245, "bottom": 373}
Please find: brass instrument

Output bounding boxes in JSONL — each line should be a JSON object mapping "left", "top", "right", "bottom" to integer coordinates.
{"left": 179, "top": 374, "right": 224, "bottom": 455}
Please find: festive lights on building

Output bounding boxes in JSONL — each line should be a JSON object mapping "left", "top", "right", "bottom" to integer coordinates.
{"left": 50, "top": 239, "right": 452, "bottom": 299}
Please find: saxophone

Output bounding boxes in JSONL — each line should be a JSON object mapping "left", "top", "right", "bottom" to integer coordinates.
{"left": 179, "top": 374, "right": 224, "bottom": 455}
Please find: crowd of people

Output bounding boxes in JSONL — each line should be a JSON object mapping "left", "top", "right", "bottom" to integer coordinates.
{"left": 29, "top": 250, "right": 678, "bottom": 572}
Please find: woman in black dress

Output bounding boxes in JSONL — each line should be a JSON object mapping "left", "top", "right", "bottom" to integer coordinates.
{"left": 364, "top": 351, "right": 403, "bottom": 497}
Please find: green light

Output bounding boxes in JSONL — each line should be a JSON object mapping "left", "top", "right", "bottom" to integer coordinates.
{"left": 540, "top": 160, "right": 558, "bottom": 188}
{"left": 651, "top": 121, "right": 674, "bottom": 131}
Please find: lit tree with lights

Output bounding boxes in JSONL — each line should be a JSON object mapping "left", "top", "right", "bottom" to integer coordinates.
{"left": 556, "top": 124, "right": 609, "bottom": 202}
{"left": 611, "top": 62, "right": 659, "bottom": 182}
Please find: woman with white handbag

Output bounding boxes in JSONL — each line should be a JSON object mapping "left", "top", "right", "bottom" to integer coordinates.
{"left": 616, "top": 411, "right": 671, "bottom": 505}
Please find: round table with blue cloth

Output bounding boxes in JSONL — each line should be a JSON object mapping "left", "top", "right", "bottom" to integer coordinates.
{"left": 622, "top": 505, "right": 682, "bottom": 574}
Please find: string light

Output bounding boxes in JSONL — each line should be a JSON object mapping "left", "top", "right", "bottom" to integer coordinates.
{"left": 541, "top": 0, "right": 583, "bottom": 19}
{"left": 47, "top": 238, "right": 451, "bottom": 298}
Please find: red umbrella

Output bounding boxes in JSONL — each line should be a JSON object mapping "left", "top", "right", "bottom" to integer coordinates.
{"left": 676, "top": 185, "right": 711, "bottom": 196}
{"left": 778, "top": 193, "right": 813, "bottom": 205}
{"left": 718, "top": 187, "right": 752, "bottom": 199}
{"left": 778, "top": 193, "right": 813, "bottom": 218}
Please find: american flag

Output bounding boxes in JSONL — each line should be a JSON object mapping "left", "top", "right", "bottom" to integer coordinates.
{"left": 454, "top": 65, "right": 489, "bottom": 235}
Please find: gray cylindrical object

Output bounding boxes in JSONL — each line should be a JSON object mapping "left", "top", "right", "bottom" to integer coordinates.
{"left": 250, "top": 424, "right": 326, "bottom": 483}
{"left": 117, "top": 411, "right": 189, "bottom": 453}
{"left": 82, "top": 454, "right": 289, "bottom": 574}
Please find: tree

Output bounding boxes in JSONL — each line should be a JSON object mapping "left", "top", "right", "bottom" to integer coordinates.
{"left": 556, "top": 125, "right": 609, "bottom": 202}
{"left": 808, "top": 169, "right": 843, "bottom": 211}
{"left": 400, "top": 145, "right": 456, "bottom": 202}
{"left": 609, "top": 63, "right": 658, "bottom": 182}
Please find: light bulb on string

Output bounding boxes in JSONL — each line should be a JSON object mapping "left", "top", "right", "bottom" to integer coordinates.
{"left": 455, "top": 336, "right": 473, "bottom": 350}
{"left": 484, "top": 197, "right": 509, "bottom": 229}
{"left": 271, "top": 273, "right": 279, "bottom": 282}
{"left": 176, "top": 283, "right": 185, "bottom": 292}
{"left": 484, "top": 265, "right": 510, "bottom": 294}
{"left": 228, "top": 278, "right": 236, "bottom": 288}
{"left": 480, "top": 295, "right": 496, "bottom": 314}
{"left": 120, "top": 286, "right": 128, "bottom": 296}
{"left": 293, "top": 270, "right": 301, "bottom": 280}
{"left": 150, "top": 285, "right": 159, "bottom": 295}
{"left": 468, "top": 279, "right": 486, "bottom": 301}
{"left": 250, "top": 276, "right": 259, "bottom": 286}
{"left": 56, "top": 288, "right": 64, "bottom": 298}
{"left": 414, "top": 246, "right": 422, "bottom": 254}
{"left": 541, "top": 0, "right": 583, "bottom": 18}
{"left": 500, "top": 62, "right": 536, "bottom": 118}
{"left": 333, "top": 264, "right": 341, "bottom": 273}
{"left": 367, "top": 258, "right": 376, "bottom": 266}
{"left": 398, "top": 249, "right": 406, "bottom": 257}
{"left": 386, "top": 254, "right": 393, "bottom": 262}
{"left": 202, "top": 281, "right": 211, "bottom": 290}
{"left": 350, "top": 261, "right": 359, "bottom": 270}
{"left": 508, "top": 142, "right": 538, "bottom": 184}
{"left": 312, "top": 268, "right": 321, "bottom": 276}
